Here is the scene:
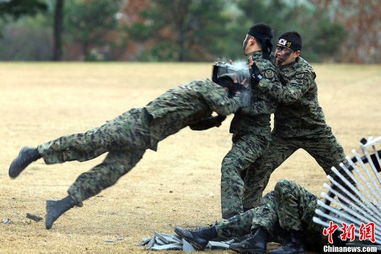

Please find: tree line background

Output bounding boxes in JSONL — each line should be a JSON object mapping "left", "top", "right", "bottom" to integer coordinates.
{"left": 0, "top": 0, "right": 380, "bottom": 63}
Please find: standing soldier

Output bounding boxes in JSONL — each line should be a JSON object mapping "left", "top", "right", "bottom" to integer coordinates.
{"left": 8, "top": 77, "right": 245, "bottom": 229}
{"left": 175, "top": 179, "right": 333, "bottom": 253}
{"left": 220, "top": 23, "right": 280, "bottom": 219}
{"left": 243, "top": 32, "right": 346, "bottom": 210}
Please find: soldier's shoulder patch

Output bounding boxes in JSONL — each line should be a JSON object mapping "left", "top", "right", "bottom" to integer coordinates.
{"left": 295, "top": 73, "right": 305, "bottom": 79}
{"left": 264, "top": 69, "right": 275, "bottom": 79}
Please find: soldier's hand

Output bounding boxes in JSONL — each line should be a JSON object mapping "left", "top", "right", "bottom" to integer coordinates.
{"left": 215, "top": 115, "right": 227, "bottom": 126}
{"left": 247, "top": 56, "right": 254, "bottom": 68}
{"left": 189, "top": 115, "right": 226, "bottom": 130}
{"left": 250, "top": 63, "right": 262, "bottom": 81}
{"left": 231, "top": 83, "right": 246, "bottom": 94}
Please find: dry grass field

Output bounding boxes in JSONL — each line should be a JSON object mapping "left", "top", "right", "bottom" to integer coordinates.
{"left": 0, "top": 62, "right": 380, "bottom": 253}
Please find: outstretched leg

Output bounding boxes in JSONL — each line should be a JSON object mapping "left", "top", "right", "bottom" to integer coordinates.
{"left": 45, "top": 147, "right": 145, "bottom": 229}
{"left": 38, "top": 108, "right": 148, "bottom": 164}
{"left": 9, "top": 108, "right": 148, "bottom": 178}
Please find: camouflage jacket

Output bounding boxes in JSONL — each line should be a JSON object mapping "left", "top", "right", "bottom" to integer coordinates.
{"left": 144, "top": 79, "right": 241, "bottom": 150}
{"left": 229, "top": 51, "right": 279, "bottom": 136}
{"left": 258, "top": 57, "right": 331, "bottom": 138}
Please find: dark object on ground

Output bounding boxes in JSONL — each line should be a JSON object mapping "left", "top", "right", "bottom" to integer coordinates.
{"left": 26, "top": 213, "right": 43, "bottom": 222}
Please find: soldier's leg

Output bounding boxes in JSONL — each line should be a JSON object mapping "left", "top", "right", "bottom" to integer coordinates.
{"left": 300, "top": 134, "right": 357, "bottom": 201}
{"left": 243, "top": 135, "right": 297, "bottom": 210}
{"left": 221, "top": 135, "right": 269, "bottom": 219}
{"left": 221, "top": 192, "right": 281, "bottom": 253}
{"left": 38, "top": 108, "right": 148, "bottom": 164}
{"left": 301, "top": 134, "right": 346, "bottom": 176}
{"left": 174, "top": 193, "right": 281, "bottom": 251}
{"left": 68, "top": 148, "right": 146, "bottom": 204}
{"left": 216, "top": 192, "right": 278, "bottom": 238}
{"left": 272, "top": 179, "right": 322, "bottom": 253}
{"left": 274, "top": 179, "right": 318, "bottom": 231}
{"left": 45, "top": 147, "right": 145, "bottom": 229}
{"left": 173, "top": 193, "right": 275, "bottom": 251}
{"left": 9, "top": 108, "right": 148, "bottom": 178}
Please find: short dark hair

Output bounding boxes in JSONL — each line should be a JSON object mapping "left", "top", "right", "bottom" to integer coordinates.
{"left": 248, "top": 23, "right": 273, "bottom": 41}
{"left": 278, "top": 31, "right": 302, "bottom": 50}
{"left": 248, "top": 23, "right": 273, "bottom": 59}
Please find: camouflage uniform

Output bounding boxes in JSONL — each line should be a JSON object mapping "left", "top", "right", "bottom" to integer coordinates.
{"left": 216, "top": 179, "right": 324, "bottom": 251}
{"left": 221, "top": 51, "right": 279, "bottom": 218}
{"left": 37, "top": 79, "right": 241, "bottom": 204}
{"left": 243, "top": 57, "right": 346, "bottom": 209}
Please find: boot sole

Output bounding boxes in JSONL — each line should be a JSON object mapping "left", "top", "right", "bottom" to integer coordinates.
{"left": 45, "top": 200, "right": 57, "bottom": 229}
{"left": 9, "top": 147, "right": 36, "bottom": 178}
{"left": 230, "top": 246, "right": 265, "bottom": 254}
{"left": 174, "top": 227, "right": 205, "bottom": 250}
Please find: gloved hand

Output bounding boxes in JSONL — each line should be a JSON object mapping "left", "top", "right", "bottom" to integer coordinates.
{"left": 189, "top": 115, "right": 227, "bottom": 130}
{"left": 250, "top": 62, "right": 263, "bottom": 82}
{"left": 216, "top": 77, "right": 247, "bottom": 97}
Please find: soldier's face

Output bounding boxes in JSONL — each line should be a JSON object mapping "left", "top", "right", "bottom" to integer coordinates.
{"left": 275, "top": 45, "right": 300, "bottom": 66}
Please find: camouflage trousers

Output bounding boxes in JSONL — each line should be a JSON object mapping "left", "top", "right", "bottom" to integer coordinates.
{"left": 37, "top": 108, "right": 150, "bottom": 204}
{"left": 243, "top": 133, "right": 346, "bottom": 210}
{"left": 221, "top": 134, "right": 269, "bottom": 219}
{"left": 216, "top": 179, "right": 323, "bottom": 249}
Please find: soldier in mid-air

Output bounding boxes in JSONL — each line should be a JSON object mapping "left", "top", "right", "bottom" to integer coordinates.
{"left": 8, "top": 75, "right": 246, "bottom": 229}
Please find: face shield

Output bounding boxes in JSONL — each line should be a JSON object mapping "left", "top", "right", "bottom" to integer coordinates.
{"left": 212, "top": 61, "right": 251, "bottom": 89}
{"left": 242, "top": 34, "right": 250, "bottom": 50}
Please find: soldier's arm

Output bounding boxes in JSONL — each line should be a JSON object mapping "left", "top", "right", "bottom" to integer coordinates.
{"left": 203, "top": 84, "right": 242, "bottom": 116}
{"left": 189, "top": 115, "right": 226, "bottom": 131}
{"left": 211, "top": 95, "right": 241, "bottom": 116}
{"left": 241, "top": 65, "right": 280, "bottom": 114}
{"left": 258, "top": 70, "right": 315, "bottom": 104}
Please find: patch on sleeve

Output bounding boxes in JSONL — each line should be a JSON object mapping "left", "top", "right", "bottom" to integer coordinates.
{"left": 264, "top": 69, "right": 275, "bottom": 79}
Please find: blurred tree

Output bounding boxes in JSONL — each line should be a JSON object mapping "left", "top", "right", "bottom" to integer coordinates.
{"left": 126, "top": 0, "right": 230, "bottom": 61}
{"left": 124, "top": 0, "right": 346, "bottom": 62}
{"left": 0, "top": 0, "right": 69, "bottom": 61}
{"left": 0, "top": 15, "right": 52, "bottom": 60}
{"left": 0, "top": 0, "right": 376, "bottom": 63}
{"left": 235, "top": 0, "right": 346, "bottom": 62}
{"left": 0, "top": 0, "right": 47, "bottom": 20}
{"left": 52, "top": 0, "right": 64, "bottom": 61}
{"left": 311, "top": 0, "right": 381, "bottom": 63}
{"left": 64, "top": 0, "right": 122, "bottom": 60}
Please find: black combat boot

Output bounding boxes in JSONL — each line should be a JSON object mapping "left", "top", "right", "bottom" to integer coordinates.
{"left": 270, "top": 230, "right": 304, "bottom": 254}
{"left": 229, "top": 227, "right": 268, "bottom": 254}
{"left": 9, "top": 147, "right": 41, "bottom": 178}
{"left": 45, "top": 195, "right": 78, "bottom": 229}
{"left": 174, "top": 225, "right": 218, "bottom": 250}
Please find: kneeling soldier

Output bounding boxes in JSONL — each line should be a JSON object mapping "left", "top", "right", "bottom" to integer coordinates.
{"left": 176, "top": 179, "right": 338, "bottom": 254}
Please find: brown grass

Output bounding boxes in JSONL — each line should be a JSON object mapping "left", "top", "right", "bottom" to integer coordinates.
{"left": 0, "top": 62, "right": 380, "bottom": 253}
